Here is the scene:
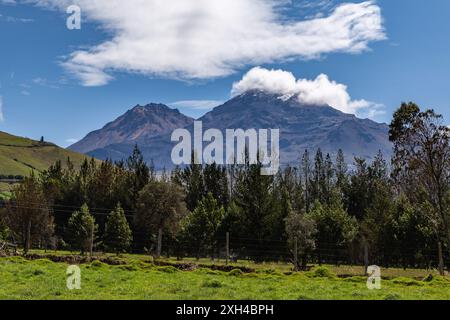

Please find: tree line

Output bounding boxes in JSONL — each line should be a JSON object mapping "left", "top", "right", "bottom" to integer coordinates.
{"left": 1, "top": 102, "right": 449, "bottom": 271}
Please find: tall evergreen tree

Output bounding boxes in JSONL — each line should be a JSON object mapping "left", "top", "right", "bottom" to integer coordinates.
{"left": 335, "top": 149, "right": 348, "bottom": 193}
{"left": 127, "top": 145, "right": 150, "bottom": 207}
{"left": 301, "top": 149, "right": 312, "bottom": 212}
{"left": 104, "top": 203, "right": 133, "bottom": 253}
{"left": 307, "top": 192, "right": 358, "bottom": 263}
{"left": 181, "top": 155, "right": 205, "bottom": 212}
{"left": 67, "top": 203, "right": 97, "bottom": 255}
{"left": 203, "top": 163, "right": 229, "bottom": 209}
{"left": 179, "top": 193, "right": 225, "bottom": 258}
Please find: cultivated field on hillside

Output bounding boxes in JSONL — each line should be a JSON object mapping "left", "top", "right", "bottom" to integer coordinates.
{"left": 0, "top": 131, "right": 96, "bottom": 176}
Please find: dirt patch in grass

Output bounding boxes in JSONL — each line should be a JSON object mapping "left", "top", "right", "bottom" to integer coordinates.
{"left": 153, "top": 260, "right": 198, "bottom": 271}
{"left": 153, "top": 260, "right": 255, "bottom": 273}
{"left": 12, "top": 253, "right": 127, "bottom": 266}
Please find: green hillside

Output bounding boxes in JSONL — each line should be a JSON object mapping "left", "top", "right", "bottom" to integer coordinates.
{"left": 0, "top": 131, "right": 96, "bottom": 176}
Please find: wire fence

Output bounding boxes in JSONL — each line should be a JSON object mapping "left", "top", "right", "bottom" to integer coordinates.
{"left": 12, "top": 232, "right": 446, "bottom": 272}
{"left": 1, "top": 202, "right": 449, "bottom": 271}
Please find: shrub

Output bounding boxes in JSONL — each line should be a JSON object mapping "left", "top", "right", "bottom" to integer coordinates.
{"left": 90, "top": 260, "right": 106, "bottom": 268}
{"left": 228, "top": 269, "right": 244, "bottom": 277}
{"left": 392, "top": 277, "right": 423, "bottom": 286}
{"left": 307, "top": 266, "right": 336, "bottom": 278}
{"left": 197, "top": 268, "right": 222, "bottom": 275}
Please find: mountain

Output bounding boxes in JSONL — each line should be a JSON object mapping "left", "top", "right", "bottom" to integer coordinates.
{"left": 0, "top": 131, "right": 97, "bottom": 176}
{"left": 199, "top": 91, "right": 391, "bottom": 162}
{"left": 72, "top": 91, "right": 392, "bottom": 168}
{"left": 69, "top": 103, "right": 194, "bottom": 154}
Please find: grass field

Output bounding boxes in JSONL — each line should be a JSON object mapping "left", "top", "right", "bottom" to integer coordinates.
{"left": 0, "top": 182, "right": 13, "bottom": 200}
{"left": 0, "top": 131, "right": 97, "bottom": 176}
{"left": 1, "top": 252, "right": 449, "bottom": 300}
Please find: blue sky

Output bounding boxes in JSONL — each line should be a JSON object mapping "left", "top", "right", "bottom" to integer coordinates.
{"left": 0, "top": 0, "right": 449, "bottom": 147}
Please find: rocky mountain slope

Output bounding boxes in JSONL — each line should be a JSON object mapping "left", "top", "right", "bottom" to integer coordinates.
{"left": 70, "top": 91, "right": 392, "bottom": 168}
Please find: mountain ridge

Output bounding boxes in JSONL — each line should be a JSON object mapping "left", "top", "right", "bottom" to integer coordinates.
{"left": 69, "top": 91, "right": 392, "bottom": 168}
{"left": 69, "top": 103, "right": 194, "bottom": 154}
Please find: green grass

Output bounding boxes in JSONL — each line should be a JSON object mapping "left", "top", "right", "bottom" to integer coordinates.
{"left": 0, "top": 131, "right": 97, "bottom": 176}
{"left": 1, "top": 253, "right": 449, "bottom": 300}
{"left": 0, "top": 182, "right": 13, "bottom": 200}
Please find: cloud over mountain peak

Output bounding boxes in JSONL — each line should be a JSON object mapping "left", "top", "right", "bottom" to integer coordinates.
{"left": 232, "top": 67, "right": 384, "bottom": 119}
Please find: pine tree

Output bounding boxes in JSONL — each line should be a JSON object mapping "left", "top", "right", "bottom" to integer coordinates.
{"left": 203, "top": 163, "right": 229, "bottom": 209}
{"left": 307, "top": 192, "right": 358, "bottom": 263}
{"left": 347, "top": 157, "right": 370, "bottom": 220}
{"left": 229, "top": 162, "right": 275, "bottom": 260}
{"left": 67, "top": 203, "right": 97, "bottom": 254}
{"left": 324, "top": 153, "right": 334, "bottom": 203}
{"left": 335, "top": 149, "right": 348, "bottom": 193}
{"left": 301, "top": 149, "right": 312, "bottom": 212}
{"left": 181, "top": 152, "right": 205, "bottom": 211}
{"left": 104, "top": 203, "right": 133, "bottom": 253}
{"left": 127, "top": 144, "right": 150, "bottom": 207}
{"left": 311, "top": 149, "right": 325, "bottom": 203}
{"left": 179, "top": 193, "right": 225, "bottom": 258}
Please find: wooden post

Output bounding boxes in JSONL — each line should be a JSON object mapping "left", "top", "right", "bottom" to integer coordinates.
{"left": 25, "top": 219, "right": 31, "bottom": 254}
{"left": 364, "top": 242, "right": 369, "bottom": 276}
{"left": 226, "top": 232, "right": 230, "bottom": 265}
{"left": 438, "top": 242, "right": 445, "bottom": 276}
{"left": 89, "top": 223, "right": 94, "bottom": 258}
{"left": 294, "top": 237, "right": 298, "bottom": 271}
{"left": 157, "top": 227, "right": 163, "bottom": 259}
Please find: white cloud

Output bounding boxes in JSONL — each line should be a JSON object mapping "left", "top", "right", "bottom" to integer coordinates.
{"left": 65, "top": 138, "right": 79, "bottom": 144}
{"left": 0, "top": 13, "right": 34, "bottom": 23}
{"left": 0, "top": 0, "right": 17, "bottom": 5}
{"left": 32, "top": 77, "right": 59, "bottom": 88}
{"left": 0, "top": 96, "right": 4, "bottom": 122}
{"left": 231, "top": 66, "right": 384, "bottom": 118}
{"left": 28, "top": 0, "right": 385, "bottom": 86}
{"left": 170, "top": 100, "right": 224, "bottom": 110}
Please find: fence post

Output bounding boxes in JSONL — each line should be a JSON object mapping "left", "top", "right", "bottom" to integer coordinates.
{"left": 226, "top": 232, "right": 230, "bottom": 265}
{"left": 89, "top": 223, "right": 94, "bottom": 258}
{"left": 156, "top": 227, "right": 163, "bottom": 259}
{"left": 364, "top": 242, "right": 369, "bottom": 276}
{"left": 294, "top": 237, "right": 298, "bottom": 271}
{"left": 438, "top": 241, "right": 444, "bottom": 276}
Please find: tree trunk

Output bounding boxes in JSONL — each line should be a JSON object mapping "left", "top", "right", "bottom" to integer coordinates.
{"left": 438, "top": 241, "right": 445, "bottom": 276}
{"left": 89, "top": 223, "right": 94, "bottom": 257}
{"left": 293, "top": 237, "right": 298, "bottom": 271}
{"left": 24, "top": 219, "right": 31, "bottom": 254}
{"left": 436, "top": 181, "right": 450, "bottom": 269}
{"left": 364, "top": 242, "right": 369, "bottom": 276}
{"left": 156, "top": 227, "right": 162, "bottom": 258}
